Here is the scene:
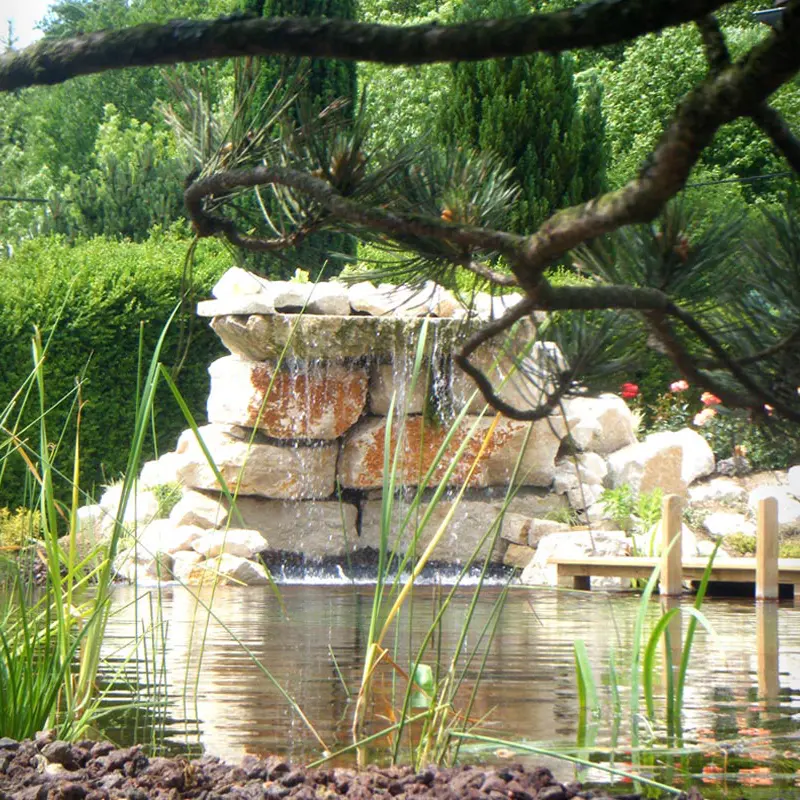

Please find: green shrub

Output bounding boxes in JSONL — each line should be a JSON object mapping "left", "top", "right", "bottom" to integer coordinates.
{"left": 0, "top": 507, "right": 41, "bottom": 549}
{"left": 0, "top": 230, "right": 229, "bottom": 507}
{"left": 151, "top": 481, "right": 183, "bottom": 519}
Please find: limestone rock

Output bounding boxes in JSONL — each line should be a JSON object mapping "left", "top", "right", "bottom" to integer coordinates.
{"left": 521, "top": 518, "right": 572, "bottom": 548}
{"left": 74, "top": 504, "right": 108, "bottom": 557}
{"left": 646, "top": 428, "right": 715, "bottom": 486}
{"left": 506, "top": 489, "right": 570, "bottom": 519}
{"left": 472, "top": 292, "right": 526, "bottom": 321}
{"left": 169, "top": 490, "right": 358, "bottom": 558}
{"left": 504, "top": 544, "right": 536, "bottom": 569}
{"left": 172, "top": 550, "right": 206, "bottom": 584}
{"left": 192, "top": 528, "right": 269, "bottom": 559}
{"left": 359, "top": 499, "right": 509, "bottom": 564}
{"left": 212, "top": 266, "right": 269, "bottom": 300}
{"left": 553, "top": 454, "right": 608, "bottom": 495}
{"left": 139, "top": 452, "right": 186, "bottom": 490}
{"left": 562, "top": 395, "right": 638, "bottom": 455}
{"left": 748, "top": 485, "right": 800, "bottom": 527}
{"left": 176, "top": 424, "right": 337, "bottom": 499}
{"left": 211, "top": 313, "right": 479, "bottom": 362}
{"left": 269, "top": 281, "right": 314, "bottom": 311}
{"left": 339, "top": 414, "right": 566, "bottom": 490}
{"left": 308, "top": 282, "right": 351, "bottom": 315}
{"left": 689, "top": 478, "right": 746, "bottom": 504}
{"left": 137, "top": 519, "right": 204, "bottom": 556}
{"left": 207, "top": 356, "right": 367, "bottom": 440}
{"left": 498, "top": 513, "right": 540, "bottom": 546}
{"left": 607, "top": 438, "right": 686, "bottom": 497}
{"left": 519, "top": 530, "right": 631, "bottom": 587}
{"left": 115, "top": 550, "right": 174, "bottom": 583}
{"left": 567, "top": 482, "right": 605, "bottom": 511}
{"left": 197, "top": 297, "right": 274, "bottom": 317}
{"left": 99, "top": 485, "right": 160, "bottom": 530}
{"left": 703, "top": 512, "right": 755, "bottom": 539}
{"left": 203, "top": 554, "right": 270, "bottom": 586}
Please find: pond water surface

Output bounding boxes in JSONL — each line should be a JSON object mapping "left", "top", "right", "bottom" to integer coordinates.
{"left": 98, "top": 582, "right": 800, "bottom": 795}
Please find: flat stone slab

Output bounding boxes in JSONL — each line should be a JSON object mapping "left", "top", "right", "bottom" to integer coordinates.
{"left": 169, "top": 490, "right": 359, "bottom": 559}
{"left": 207, "top": 357, "right": 367, "bottom": 440}
{"left": 339, "top": 414, "right": 566, "bottom": 490}
{"left": 211, "top": 313, "right": 538, "bottom": 363}
{"left": 176, "top": 424, "right": 338, "bottom": 499}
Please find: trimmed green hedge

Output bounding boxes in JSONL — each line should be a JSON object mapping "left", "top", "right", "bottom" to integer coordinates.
{"left": 0, "top": 231, "right": 230, "bottom": 507}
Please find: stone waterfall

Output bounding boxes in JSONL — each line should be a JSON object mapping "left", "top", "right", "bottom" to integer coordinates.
{"left": 76, "top": 268, "right": 673, "bottom": 585}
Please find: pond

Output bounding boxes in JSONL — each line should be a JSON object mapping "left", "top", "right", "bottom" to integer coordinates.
{"left": 98, "top": 581, "right": 800, "bottom": 795}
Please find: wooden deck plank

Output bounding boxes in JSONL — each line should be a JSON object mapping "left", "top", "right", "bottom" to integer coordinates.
{"left": 548, "top": 556, "right": 800, "bottom": 585}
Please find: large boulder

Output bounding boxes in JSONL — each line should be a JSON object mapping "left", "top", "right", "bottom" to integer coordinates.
{"left": 207, "top": 356, "right": 367, "bottom": 440}
{"left": 607, "top": 438, "right": 686, "bottom": 497}
{"left": 169, "top": 490, "right": 358, "bottom": 559}
{"left": 201, "top": 554, "right": 270, "bottom": 586}
{"left": 519, "top": 530, "right": 631, "bottom": 586}
{"left": 98, "top": 485, "right": 160, "bottom": 533}
{"left": 137, "top": 520, "right": 204, "bottom": 556}
{"left": 192, "top": 528, "right": 269, "bottom": 559}
{"left": 339, "top": 414, "right": 566, "bottom": 490}
{"left": 175, "top": 424, "right": 337, "bottom": 499}
{"left": 562, "top": 395, "right": 638, "bottom": 455}
{"left": 645, "top": 428, "right": 715, "bottom": 486}
{"left": 139, "top": 452, "right": 186, "bottom": 490}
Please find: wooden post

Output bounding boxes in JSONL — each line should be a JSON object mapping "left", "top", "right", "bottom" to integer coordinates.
{"left": 660, "top": 494, "right": 683, "bottom": 597}
{"left": 756, "top": 602, "right": 780, "bottom": 711}
{"left": 756, "top": 497, "right": 779, "bottom": 601}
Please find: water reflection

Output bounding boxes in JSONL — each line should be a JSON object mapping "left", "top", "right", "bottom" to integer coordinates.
{"left": 100, "top": 584, "right": 800, "bottom": 778}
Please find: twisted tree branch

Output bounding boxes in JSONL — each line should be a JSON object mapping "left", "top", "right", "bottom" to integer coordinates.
{"left": 0, "top": 0, "right": 733, "bottom": 91}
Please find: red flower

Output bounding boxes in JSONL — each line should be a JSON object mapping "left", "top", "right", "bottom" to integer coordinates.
{"left": 701, "top": 391, "right": 722, "bottom": 406}
{"left": 621, "top": 382, "right": 639, "bottom": 400}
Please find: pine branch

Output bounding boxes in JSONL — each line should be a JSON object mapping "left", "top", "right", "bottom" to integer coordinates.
{"left": 0, "top": 0, "right": 733, "bottom": 91}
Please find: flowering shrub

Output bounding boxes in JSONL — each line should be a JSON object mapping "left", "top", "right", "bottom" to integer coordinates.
{"left": 642, "top": 379, "right": 800, "bottom": 470}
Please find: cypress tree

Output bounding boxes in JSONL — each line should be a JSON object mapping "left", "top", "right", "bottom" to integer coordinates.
{"left": 241, "top": 0, "right": 358, "bottom": 277}
{"left": 439, "top": 0, "right": 606, "bottom": 235}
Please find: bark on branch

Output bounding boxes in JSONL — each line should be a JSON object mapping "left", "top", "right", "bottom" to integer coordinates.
{"left": 0, "top": 0, "right": 732, "bottom": 91}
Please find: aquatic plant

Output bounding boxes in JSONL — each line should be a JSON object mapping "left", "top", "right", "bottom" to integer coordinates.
{"left": 0, "top": 313, "right": 178, "bottom": 740}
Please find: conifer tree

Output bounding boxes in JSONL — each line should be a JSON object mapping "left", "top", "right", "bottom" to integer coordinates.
{"left": 242, "top": 0, "right": 358, "bottom": 277}
{"left": 438, "top": 0, "right": 605, "bottom": 235}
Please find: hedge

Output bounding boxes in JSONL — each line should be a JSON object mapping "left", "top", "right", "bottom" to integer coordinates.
{"left": 0, "top": 231, "right": 230, "bottom": 507}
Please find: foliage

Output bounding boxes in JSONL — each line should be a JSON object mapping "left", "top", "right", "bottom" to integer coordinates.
{"left": 437, "top": 0, "right": 606, "bottom": 234}
{"left": 50, "top": 104, "right": 186, "bottom": 241}
{"left": 643, "top": 376, "right": 800, "bottom": 471}
{"left": 601, "top": 23, "right": 800, "bottom": 209}
{"left": 0, "top": 231, "right": 229, "bottom": 507}
{"left": 151, "top": 481, "right": 183, "bottom": 519}
{"left": 236, "top": 0, "right": 358, "bottom": 276}
{"left": 724, "top": 532, "right": 756, "bottom": 555}
{"left": 0, "top": 324, "right": 171, "bottom": 741}
{"left": 0, "top": 508, "right": 41, "bottom": 549}
{"left": 0, "top": 0, "right": 235, "bottom": 244}
{"left": 599, "top": 485, "right": 663, "bottom": 539}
